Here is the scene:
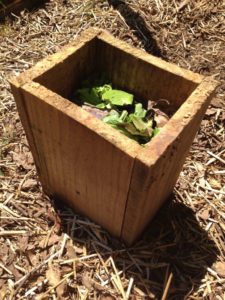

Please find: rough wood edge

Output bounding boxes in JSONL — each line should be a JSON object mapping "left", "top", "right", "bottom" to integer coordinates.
{"left": 9, "top": 82, "right": 51, "bottom": 194}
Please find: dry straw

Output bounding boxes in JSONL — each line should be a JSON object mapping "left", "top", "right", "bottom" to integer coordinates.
{"left": 0, "top": 0, "right": 224, "bottom": 299}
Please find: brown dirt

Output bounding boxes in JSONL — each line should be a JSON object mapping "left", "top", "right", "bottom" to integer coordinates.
{"left": 0, "top": 0, "right": 224, "bottom": 299}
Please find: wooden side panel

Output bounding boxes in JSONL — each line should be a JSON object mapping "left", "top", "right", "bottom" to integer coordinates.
{"left": 20, "top": 82, "right": 139, "bottom": 237}
{"left": 96, "top": 37, "right": 200, "bottom": 110}
{"left": 10, "top": 83, "right": 50, "bottom": 193}
{"left": 121, "top": 79, "right": 218, "bottom": 244}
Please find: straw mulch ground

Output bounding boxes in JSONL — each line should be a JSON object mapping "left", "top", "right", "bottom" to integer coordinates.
{"left": 0, "top": 0, "right": 224, "bottom": 299}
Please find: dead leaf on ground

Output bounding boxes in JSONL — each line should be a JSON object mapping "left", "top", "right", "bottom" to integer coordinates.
{"left": 7, "top": 264, "right": 22, "bottom": 281}
{"left": 46, "top": 263, "right": 66, "bottom": 298}
{"left": 82, "top": 273, "right": 104, "bottom": 291}
{"left": 66, "top": 244, "right": 77, "bottom": 259}
{"left": 212, "top": 262, "right": 225, "bottom": 277}
{"left": 0, "top": 244, "right": 9, "bottom": 263}
{"left": 11, "top": 148, "right": 34, "bottom": 170}
{"left": 199, "top": 209, "right": 210, "bottom": 220}
{"left": 39, "top": 234, "right": 61, "bottom": 249}
{"left": 18, "top": 235, "right": 29, "bottom": 252}
{"left": 208, "top": 177, "right": 221, "bottom": 189}
{"left": 26, "top": 250, "right": 41, "bottom": 266}
{"left": 21, "top": 179, "right": 37, "bottom": 191}
{"left": 0, "top": 279, "right": 6, "bottom": 289}
{"left": 0, "top": 245, "right": 15, "bottom": 266}
{"left": 74, "top": 244, "right": 84, "bottom": 255}
{"left": 206, "top": 107, "right": 217, "bottom": 116}
{"left": 211, "top": 97, "right": 224, "bottom": 109}
{"left": 82, "top": 273, "right": 93, "bottom": 290}
{"left": 46, "top": 209, "right": 62, "bottom": 234}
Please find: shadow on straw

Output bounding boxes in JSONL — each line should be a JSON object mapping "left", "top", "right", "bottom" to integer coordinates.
{"left": 54, "top": 193, "right": 218, "bottom": 299}
{"left": 107, "top": 0, "right": 164, "bottom": 57}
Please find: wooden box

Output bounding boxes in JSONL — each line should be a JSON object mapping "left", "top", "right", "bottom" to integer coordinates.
{"left": 9, "top": 28, "right": 218, "bottom": 244}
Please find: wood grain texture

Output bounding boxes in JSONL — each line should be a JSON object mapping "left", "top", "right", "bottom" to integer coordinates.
{"left": 121, "top": 78, "right": 218, "bottom": 244}
{"left": 9, "top": 82, "right": 50, "bottom": 193}
{"left": 97, "top": 32, "right": 203, "bottom": 110}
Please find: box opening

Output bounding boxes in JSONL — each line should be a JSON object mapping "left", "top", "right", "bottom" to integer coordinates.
{"left": 34, "top": 35, "right": 199, "bottom": 117}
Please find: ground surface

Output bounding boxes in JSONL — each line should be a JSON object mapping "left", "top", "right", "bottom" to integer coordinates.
{"left": 0, "top": 0, "right": 225, "bottom": 299}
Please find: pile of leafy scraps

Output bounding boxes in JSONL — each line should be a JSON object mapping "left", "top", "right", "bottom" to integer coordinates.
{"left": 76, "top": 82, "right": 168, "bottom": 145}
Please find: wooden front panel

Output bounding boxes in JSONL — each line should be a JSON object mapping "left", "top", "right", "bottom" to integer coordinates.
{"left": 20, "top": 82, "right": 139, "bottom": 237}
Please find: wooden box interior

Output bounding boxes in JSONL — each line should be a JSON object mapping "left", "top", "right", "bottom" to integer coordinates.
{"left": 34, "top": 36, "right": 199, "bottom": 114}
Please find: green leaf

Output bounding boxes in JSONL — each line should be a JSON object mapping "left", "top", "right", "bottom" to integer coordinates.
{"left": 130, "top": 115, "right": 148, "bottom": 132}
{"left": 76, "top": 78, "right": 157, "bottom": 145}
{"left": 103, "top": 110, "right": 128, "bottom": 125}
{"left": 96, "top": 103, "right": 106, "bottom": 109}
{"left": 134, "top": 103, "right": 147, "bottom": 118}
{"left": 102, "top": 90, "right": 134, "bottom": 106}
{"left": 77, "top": 88, "right": 101, "bottom": 105}
{"left": 124, "top": 123, "right": 149, "bottom": 137}
{"left": 110, "top": 125, "right": 140, "bottom": 142}
{"left": 119, "top": 110, "right": 128, "bottom": 122}
{"left": 103, "top": 111, "right": 122, "bottom": 125}
{"left": 153, "top": 127, "right": 160, "bottom": 136}
{"left": 92, "top": 84, "right": 112, "bottom": 98}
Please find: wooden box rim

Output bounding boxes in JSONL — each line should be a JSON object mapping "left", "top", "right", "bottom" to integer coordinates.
{"left": 9, "top": 27, "right": 218, "bottom": 165}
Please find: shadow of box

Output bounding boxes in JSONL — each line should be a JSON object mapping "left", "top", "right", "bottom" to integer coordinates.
{"left": 9, "top": 28, "right": 218, "bottom": 245}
